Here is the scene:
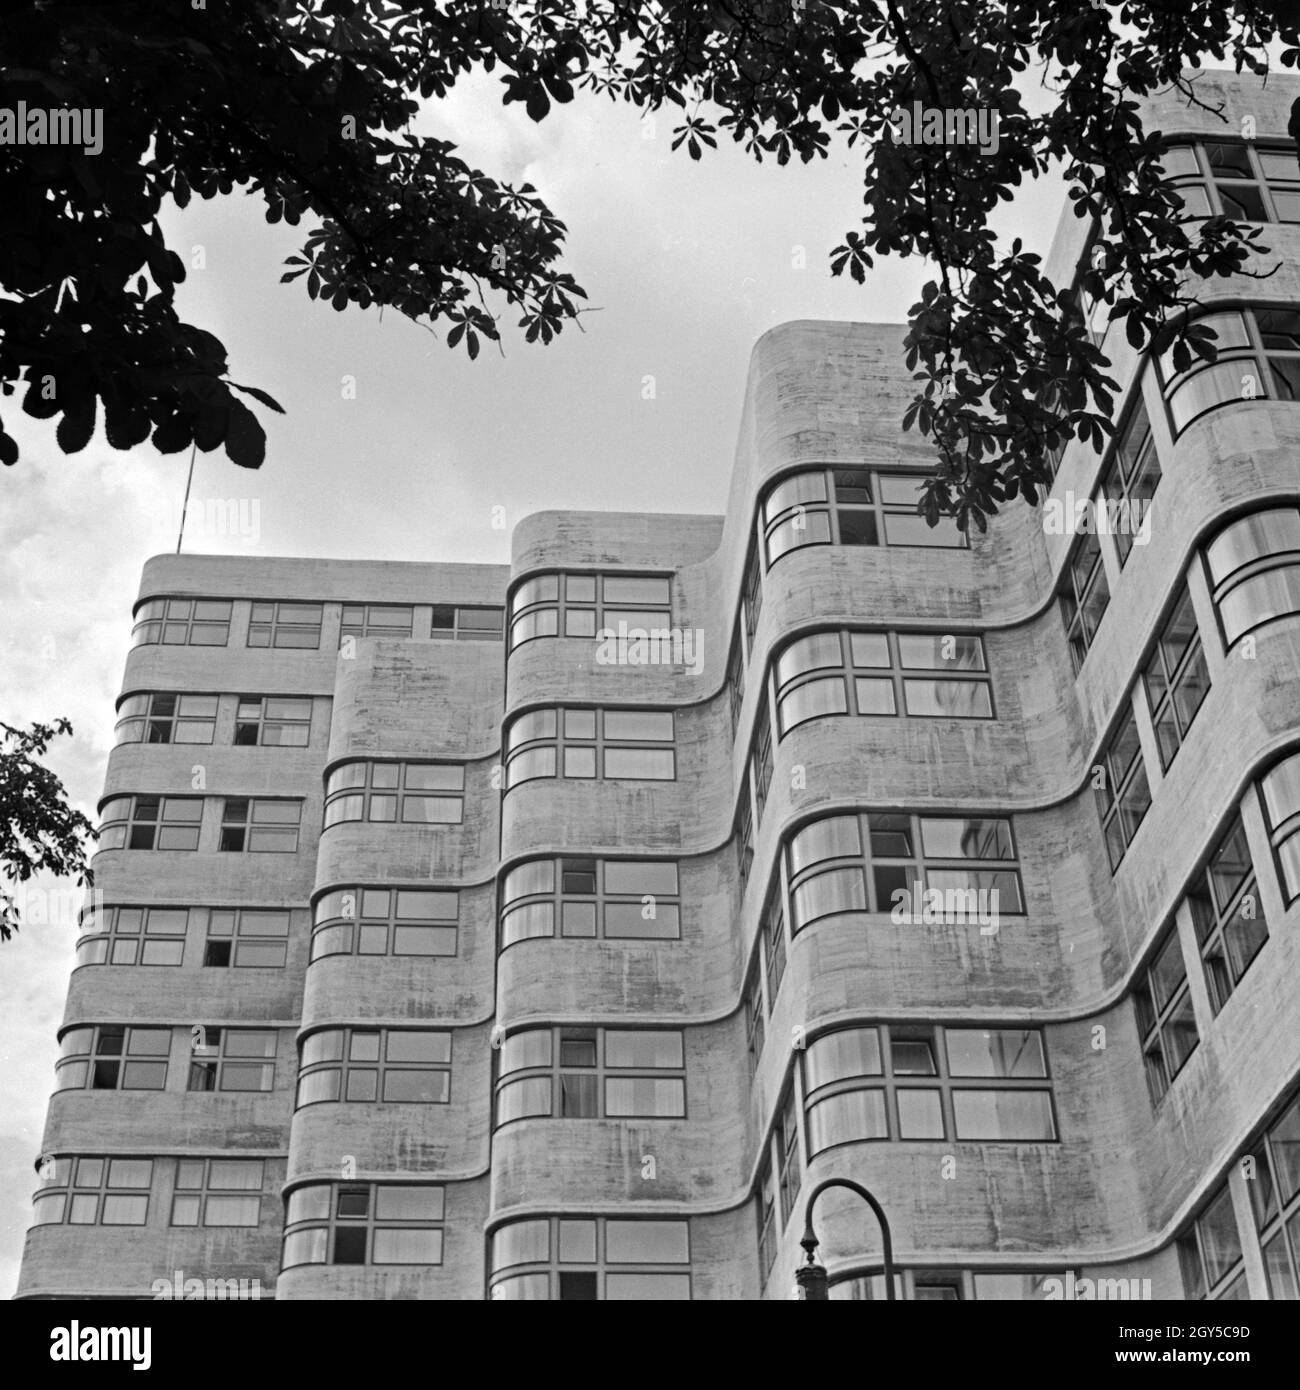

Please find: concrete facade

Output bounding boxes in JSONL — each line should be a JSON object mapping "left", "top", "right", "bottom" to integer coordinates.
{"left": 16, "top": 73, "right": 1300, "bottom": 1300}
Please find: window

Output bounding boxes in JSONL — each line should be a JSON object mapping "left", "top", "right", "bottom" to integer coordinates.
{"left": 736, "top": 795, "right": 754, "bottom": 897}
{"left": 774, "top": 628, "right": 993, "bottom": 733}
{"left": 203, "top": 909, "right": 291, "bottom": 968}
{"left": 742, "top": 536, "right": 764, "bottom": 647}
{"left": 312, "top": 888, "right": 458, "bottom": 961}
{"left": 495, "top": 1027, "right": 686, "bottom": 1124}
{"left": 296, "top": 1028, "right": 451, "bottom": 1106}
{"left": 775, "top": 1084, "right": 802, "bottom": 1224}
{"left": 114, "top": 693, "right": 217, "bottom": 746}
{"left": 1158, "top": 305, "right": 1300, "bottom": 435}
{"left": 431, "top": 604, "right": 504, "bottom": 641}
{"left": 1163, "top": 139, "right": 1300, "bottom": 225}
{"left": 54, "top": 1025, "right": 171, "bottom": 1092}
{"left": 743, "top": 952, "right": 765, "bottom": 1074}
{"left": 32, "top": 1157, "right": 153, "bottom": 1228}
{"left": 1184, "top": 812, "right": 1269, "bottom": 1014}
{"left": 785, "top": 811, "right": 1025, "bottom": 932}
{"left": 233, "top": 696, "right": 313, "bottom": 747}
{"left": 503, "top": 707, "right": 675, "bottom": 786}
{"left": 727, "top": 625, "right": 746, "bottom": 733}
{"left": 1098, "top": 396, "right": 1161, "bottom": 565}
{"left": 499, "top": 858, "right": 679, "bottom": 947}
{"left": 1261, "top": 749, "right": 1300, "bottom": 904}
{"left": 1204, "top": 506, "right": 1300, "bottom": 647}
{"left": 339, "top": 604, "right": 414, "bottom": 642}
{"left": 1177, "top": 1182, "right": 1248, "bottom": 1300}
{"left": 97, "top": 795, "right": 202, "bottom": 852}
{"left": 74, "top": 906, "right": 189, "bottom": 968}
{"left": 219, "top": 798, "right": 302, "bottom": 852}
{"left": 489, "top": 1217, "right": 691, "bottom": 1300}
{"left": 171, "top": 1159, "right": 265, "bottom": 1228}
{"left": 508, "top": 573, "right": 671, "bottom": 650}
{"left": 750, "top": 701, "right": 773, "bottom": 820}
{"left": 324, "top": 761, "right": 464, "bottom": 827}
{"left": 1059, "top": 530, "right": 1110, "bottom": 675}
{"left": 282, "top": 1183, "right": 445, "bottom": 1269}
{"left": 756, "top": 1149, "right": 778, "bottom": 1281}
{"left": 802, "top": 1025, "right": 1054, "bottom": 1152}
{"left": 1142, "top": 587, "right": 1211, "bottom": 770}
{"left": 1095, "top": 704, "right": 1151, "bottom": 871}
{"left": 246, "top": 601, "right": 322, "bottom": 649}
{"left": 1133, "top": 928, "right": 1199, "bottom": 1104}
{"left": 761, "top": 467, "right": 966, "bottom": 565}
{"left": 1250, "top": 1091, "right": 1300, "bottom": 1300}
{"left": 131, "top": 598, "right": 231, "bottom": 648}
{"left": 762, "top": 885, "right": 787, "bottom": 1003}
{"left": 187, "top": 1028, "right": 277, "bottom": 1093}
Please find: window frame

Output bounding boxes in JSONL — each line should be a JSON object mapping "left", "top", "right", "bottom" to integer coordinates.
{"left": 219, "top": 797, "right": 303, "bottom": 852}
{"left": 233, "top": 694, "right": 314, "bottom": 747}
{"left": 1140, "top": 586, "right": 1211, "bottom": 772}
{"left": 282, "top": 1182, "right": 446, "bottom": 1269}
{"left": 131, "top": 597, "right": 231, "bottom": 649}
{"left": 503, "top": 707, "right": 676, "bottom": 788}
{"left": 488, "top": 1216, "right": 691, "bottom": 1300}
{"left": 323, "top": 760, "right": 465, "bottom": 828}
{"left": 311, "top": 886, "right": 459, "bottom": 961}
{"left": 114, "top": 691, "right": 218, "bottom": 746}
{"left": 74, "top": 905, "right": 189, "bottom": 968}
{"left": 498, "top": 857, "right": 680, "bottom": 948}
{"left": 295, "top": 1027, "right": 452, "bottom": 1107}
{"left": 246, "top": 600, "right": 323, "bottom": 649}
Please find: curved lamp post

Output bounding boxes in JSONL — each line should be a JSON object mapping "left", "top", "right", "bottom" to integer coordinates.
{"left": 796, "top": 1177, "right": 897, "bottom": 1301}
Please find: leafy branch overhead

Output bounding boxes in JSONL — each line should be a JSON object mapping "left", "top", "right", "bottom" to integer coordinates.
{"left": 0, "top": 719, "right": 95, "bottom": 946}
{"left": 2, "top": 2, "right": 1299, "bottom": 529}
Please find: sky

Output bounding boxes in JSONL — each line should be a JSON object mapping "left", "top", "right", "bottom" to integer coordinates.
{"left": 0, "top": 66, "right": 1078, "bottom": 1295}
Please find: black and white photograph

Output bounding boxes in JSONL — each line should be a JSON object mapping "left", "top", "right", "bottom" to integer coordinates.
{"left": 1, "top": 0, "right": 1298, "bottom": 1358}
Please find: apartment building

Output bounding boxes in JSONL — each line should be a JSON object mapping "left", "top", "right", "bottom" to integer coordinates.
{"left": 16, "top": 72, "right": 1300, "bottom": 1300}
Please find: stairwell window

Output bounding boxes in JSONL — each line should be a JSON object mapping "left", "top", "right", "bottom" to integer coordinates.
{"left": 1141, "top": 587, "right": 1211, "bottom": 770}
{"left": 1186, "top": 812, "right": 1269, "bottom": 1013}
{"left": 1095, "top": 704, "right": 1151, "bottom": 872}
{"left": 1204, "top": 505, "right": 1300, "bottom": 648}
{"left": 1059, "top": 530, "right": 1110, "bottom": 675}
{"left": 1133, "top": 928, "right": 1199, "bottom": 1103}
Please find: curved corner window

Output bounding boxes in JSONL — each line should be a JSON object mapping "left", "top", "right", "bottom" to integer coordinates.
{"left": 503, "top": 707, "right": 675, "bottom": 788}
{"left": 323, "top": 761, "right": 464, "bottom": 827}
{"left": 1159, "top": 305, "right": 1300, "bottom": 436}
{"left": 131, "top": 598, "right": 231, "bottom": 648}
{"left": 1261, "top": 749, "right": 1300, "bottom": 904}
{"left": 311, "top": 887, "right": 458, "bottom": 961}
{"left": 296, "top": 1028, "right": 450, "bottom": 1107}
{"left": 1204, "top": 506, "right": 1300, "bottom": 647}
{"left": 281, "top": 1182, "right": 444, "bottom": 1269}
{"left": 488, "top": 1216, "right": 691, "bottom": 1300}
{"left": 499, "top": 858, "right": 679, "bottom": 948}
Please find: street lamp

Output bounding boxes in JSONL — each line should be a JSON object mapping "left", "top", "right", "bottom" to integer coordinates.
{"left": 795, "top": 1177, "right": 897, "bottom": 1301}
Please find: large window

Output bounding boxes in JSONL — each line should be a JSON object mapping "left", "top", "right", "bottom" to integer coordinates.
{"left": 171, "top": 1160, "right": 265, "bottom": 1228}
{"left": 1133, "top": 928, "right": 1199, "bottom": 1104}
{"left": 503, "top": 707, "right": 675, "bottom": 786}
{"left": 311, "top": 888, "right": 458, "bottom": 961}
{"left": 131, "top": 598, "right": 231, "bottom": 648}
{"left": 495, "top": 1027, "right": 686, "bottom": 1124}
{"left": 203, "top": 908, "right": 291, "bottom": 968}
{"left": 499, "top": 858, "right": 679, "bottom": 947}
{"left": 1261, "top": 749, "right": 1300, "bottom": 904}
{"left": 54, "top": 1026, "right": 171, "bottom": 1092}
{"left": 1059, "top": 530, "right": 1110, "bottom": 675}
{"left": 32, "top": 1158, "right": 153, "bottom": 1228}
{"left": 755, "top": 1086, "right": 802, "bottom": 1281}
{"left": 508, "top": 573, "right": 671, "bottom": 650}
{"left": 188, "top": 1028, "right": 277, "bottom": 1093}
{"left": 1185, "top": 811, "right": 1269, "bottom": 1013}
{"left": 743, "top": 952, "right": 765, "bottom": 1075}
{"left": 736, "top": 794, "right": 754, "bottom": 896}
{"left": 784, "top": 811, "right": 1024, "bottom": 931}
{"left": 762, "top": 467, "right": 966, "bottom": 565}
{"left": 234, "top": 696, "right": 313, "bottom": 747}
{"left": 762, "top": 885, "right": 787, "bottom": 1004}
{"left": 1248, "top": 1092, "right": 1300, "bottom": 1300}
{"left": 1099, "top": 395, "right": 1161, "bottom": 566}
{"left": 430, "top": 604, "right": 504, "bottom": 641}
{"left": 97, "top": 795, "right": 202, "bottom": 852}
{"left": 489, "top": 1217, "right": 691, "bottom": 1300}
{"left": 74, "top": 905, "right": 188, "bottom": 968}
{"left": 114, "top": 693, "right": 217, "bottom": 746}
{"left": 1142, "top": 587, "right": 1211, "bottom": 770}
{"left": 246, "top": 601, "right": 322, "bottom": 649}
{"left": 324, "top": 761, "right": 464, "bottom": 827}
{"left": 219, "top": 798, "right": 302, "bottom": 852}
{"left": 742, "top": 535, "right": 763, "bottom": 646}
{"left": 1095, "top": 704, "right": 1151, "bottom": 872}
{"left": 802, "top": 1025, "right": 1055, "bottom": 1153}
{"left": 1205, "top": 506, "right": 1300, "bottom": 647}
{"left": 282, "top": 1184, "right": 445, "bottom": 1269}
{"left": 750, "top": 700, "right": 773, "bottom": 820}
{"left": 774, "top": 628, "right": 992, "bottom": 734}
{"left": 1158, "top": 305, "right": 1300, "bottom": 435}
{"left": 1163, "top": 139, "right": 1300, "bottom": 224}
{"left": 1177, "top": 1182, "right": 1248, "bottom": 1300}
{"left": 727, "top": 625, "right": 746, "bottom": 733}
{"left": 339, "top": 604, "right": 413, "bottom": 642}
{"left": 296, "top": 1028, "right": 451, "bottom": 1106}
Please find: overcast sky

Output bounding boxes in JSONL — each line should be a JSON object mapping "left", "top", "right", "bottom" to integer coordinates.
{"left": 0, "top": 69, "right": 1079, "bottom": 1294}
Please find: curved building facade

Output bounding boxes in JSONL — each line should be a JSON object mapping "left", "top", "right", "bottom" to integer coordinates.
{"left": 17, "top": 72, "right": 1300, "bottom": 1302}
